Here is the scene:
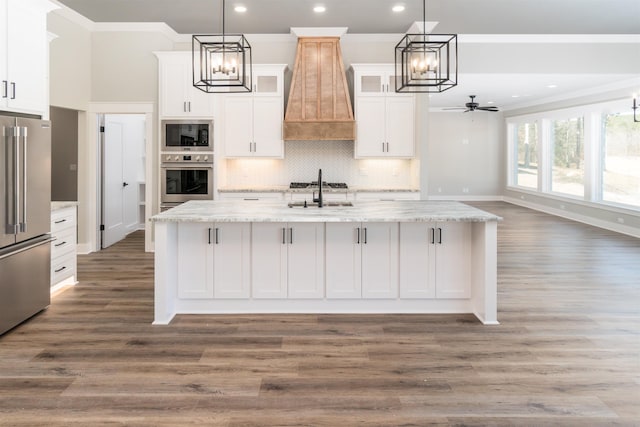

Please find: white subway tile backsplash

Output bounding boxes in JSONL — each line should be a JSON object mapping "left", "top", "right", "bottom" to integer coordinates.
{"left": 224, "top": 141, "right": 417, "bottom": 188}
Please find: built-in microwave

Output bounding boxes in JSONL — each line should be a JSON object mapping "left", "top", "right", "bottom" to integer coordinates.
{"left": 162, "top": 120, "right": 212, "bottom": 151}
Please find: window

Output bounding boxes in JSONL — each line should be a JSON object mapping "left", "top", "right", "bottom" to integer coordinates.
{"left": 515, "top": 122, "right": 539, "bottom": 189}
{"left": 601, "top": 112, "right": 640, "bottom": 207}
{"left": 551, "top": 117, "right": 584, "bottom": 197}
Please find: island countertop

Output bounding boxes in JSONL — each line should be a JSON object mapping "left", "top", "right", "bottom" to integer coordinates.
{"left": 151, "top": 200, "right": 502, "bottom": 223}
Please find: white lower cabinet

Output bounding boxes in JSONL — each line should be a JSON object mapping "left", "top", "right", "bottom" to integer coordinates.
{"left": 399, "top": 222, "right": 471, "bottom": 299}
{"left": 251, "top": 222, "right": 324, "bottom": 299}
{"left": 325, "top": 222, "right": 398, "bottom": 299}
{"left": 50, "top": 206, "right": 77, "bottom": 287}
{"left": 176, "top": 222, "right": 250, "bottom": 299}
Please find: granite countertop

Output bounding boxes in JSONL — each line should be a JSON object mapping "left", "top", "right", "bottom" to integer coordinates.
{"left": 51, "top": 201, "right": 79, "bottom": 211}
{"left": 152, "top": 200, "right": 501, "bottom": 223}
{"left": 218, "top": 187, "right": 420, "bottom": 194}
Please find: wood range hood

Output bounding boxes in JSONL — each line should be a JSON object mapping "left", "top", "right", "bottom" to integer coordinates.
{"left": 283, "top": 37, "right": 355, "bottom": 141}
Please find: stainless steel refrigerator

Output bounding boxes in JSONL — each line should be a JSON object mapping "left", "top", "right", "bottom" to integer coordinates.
{"left": 0, "top": 113, "right": 52, "bottom": 335}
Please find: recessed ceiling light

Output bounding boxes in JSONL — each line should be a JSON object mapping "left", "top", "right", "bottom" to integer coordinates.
{"left": 511, "top": 95, "right": 520, "bottom": 98}
{"left": 547, "top": 84, "right": 558, "bottom": 88}
{"left": 392, "top": 4, "right": 405, "bottom": 12}
{"left": 487, "top": 101, "right": 495, "bottom": 104}
{"left": 313, "top": 5, "right": 326, "bottom": 13}
{"left": 234, "top": 5, "right": 247, "bottom": 13}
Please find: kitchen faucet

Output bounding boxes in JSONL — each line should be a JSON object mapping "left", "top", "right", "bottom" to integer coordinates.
{"left": 313, "top": 169, "right": 323, "bottom": 208}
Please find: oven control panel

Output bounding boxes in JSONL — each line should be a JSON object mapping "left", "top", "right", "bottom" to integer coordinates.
{"left": 162, "top": 153, "right": 212, "bottom": 163}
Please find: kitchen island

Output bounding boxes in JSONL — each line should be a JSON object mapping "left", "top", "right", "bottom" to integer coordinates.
{"left": 152, "top": 200, "right": 501, "bottom": 325}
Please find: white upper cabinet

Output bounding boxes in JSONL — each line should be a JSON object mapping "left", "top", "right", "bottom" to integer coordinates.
{"left": 0, "top": 0, "right": 54, "bottom": 116}
{"left": 156, "top": 52, "right": 214, "bottom": 118}
{"left": 222, "top": 64, "right": 286, "bottom": 158}
{"left": 351, "top": 64, "right": 415, "bottom": 158}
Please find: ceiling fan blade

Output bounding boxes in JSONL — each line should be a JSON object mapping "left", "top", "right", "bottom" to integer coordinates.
{"left": 477, "top": 106, "right": 499, "bottom": 112}
{"left": 441, "top": 107, "right": 466, "bottom": 110}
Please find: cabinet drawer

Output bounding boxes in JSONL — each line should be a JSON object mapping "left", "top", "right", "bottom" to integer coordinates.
{"left": 51, "top": 208, "right": 76, "bottom": 233}
{"left": 51, "top": 227, "right": 76, "bottom": 259}
{"left": 51, "top": 253, "right": 76, "bottom": 285}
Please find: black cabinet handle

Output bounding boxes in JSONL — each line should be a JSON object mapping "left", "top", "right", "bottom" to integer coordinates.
{"left": 215, "top": 228, "right": 219, "bottom": 244}
{"left": 289, "top": 227, "right": 293, "bottom": 244}
{"left": 54, "top": 241, "right": 67, "bottom": 247}
{"left": 356, "top": 227, "right": 360, "bottom": 244}
{"left": 54, "top": 266, "right": 66, "bottom": 273}
{"left": 430, "top": 227, "right": 435, "bottom": 244}
{"left": 54, "top": 219, "right": 67, "bottom": 224}
{"left": 10, "top": 82, "right": 16, "bottom": 99}
{"left": 208, "top": 228, "right": 212, "bottom": 245}
{"left": 282, "top": 228, "right": 286, "bottom": 244}
{"left": 1, "top": 80, "right": 7, "bottom": 98}
{"left": 363, "top": 227, "right": 367, "bottom": 244}
{"left": 438, "top": 227, "right": 443, "bottom": 244}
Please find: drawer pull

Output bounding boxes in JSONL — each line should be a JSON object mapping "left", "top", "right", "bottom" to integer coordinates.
{"left": 54, "top": 218, "right": 67, "bottom": 224}
{"left": 54, "top": 241, "right": 67, "bottom": 247}
{"left": 54, "top": 266, "right": 67, "bottom": 273}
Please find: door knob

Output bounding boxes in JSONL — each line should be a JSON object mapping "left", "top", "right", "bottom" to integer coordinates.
{"left": 123, "top": 182, "right": 129, "bottom": 187}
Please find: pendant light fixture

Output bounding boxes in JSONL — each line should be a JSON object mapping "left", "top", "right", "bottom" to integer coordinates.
{"left": 193, "top": 0, "right": 252, "bottom": 93}
{"left": 395, "top": 0, "right": 457, "bottom": 93}
{"left": 633, "top": 93, "right": 639, "bottom": 122}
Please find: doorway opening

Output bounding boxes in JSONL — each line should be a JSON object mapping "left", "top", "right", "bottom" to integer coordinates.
{"left": 97, "top": 114, "right": 146, "bottom": 249}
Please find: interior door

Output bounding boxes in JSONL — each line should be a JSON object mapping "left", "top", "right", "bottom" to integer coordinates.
{"left": 102, "top": 115, "right": 143, "bottom": 248}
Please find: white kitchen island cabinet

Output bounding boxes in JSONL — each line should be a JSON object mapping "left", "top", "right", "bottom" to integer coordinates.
{"left": 326, "top": 222, "right": 398, "bottom": 299}
{"left": 176, "top": 222, "right": 250, "bottom": 299}
{"left": 152, "top": 200, "right": 501, "bottom": 325}
{"left": 252, "top": 222, "right": 324, "bottom": 299}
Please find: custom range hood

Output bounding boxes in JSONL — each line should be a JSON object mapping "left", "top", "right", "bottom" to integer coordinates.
{"left": 283, "top": 32, "right": 355, "bottom": 140}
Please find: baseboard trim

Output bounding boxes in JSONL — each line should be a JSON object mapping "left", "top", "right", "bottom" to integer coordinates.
{"left": 427, "top": 195, "right": 504, "bottom": 201}
{"left": 504, "top": 196, "right": 640, "bottom": 238}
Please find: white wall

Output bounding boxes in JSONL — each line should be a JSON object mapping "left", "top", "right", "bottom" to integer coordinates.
{"left": 427, "top": 112, "right": 504, "bottom": 198}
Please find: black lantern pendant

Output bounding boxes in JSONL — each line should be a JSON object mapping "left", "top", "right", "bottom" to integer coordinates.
{"left": 395, "top": 0, "right": 457, "bottom": 93}
{"left": 193, "top": 0, "right": 252, "bottom": 93}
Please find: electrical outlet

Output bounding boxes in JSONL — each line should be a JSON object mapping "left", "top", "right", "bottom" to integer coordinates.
{"left": 462, "top": 187, "right": 469, "bottom": 193}
{"left": 462, "top": 138, "right": 469, "bottom": 145}
{"left": 438, "top": 187, "right": 442, "bottom": 193}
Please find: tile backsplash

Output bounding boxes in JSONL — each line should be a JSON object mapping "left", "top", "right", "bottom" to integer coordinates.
{"left": 222, "top": 140, "right": 418, "bottom": 188}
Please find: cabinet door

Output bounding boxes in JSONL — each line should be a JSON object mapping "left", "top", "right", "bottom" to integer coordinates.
{"left": 223, "top": 95, "right": 253, "bottom": 157}
{"left": 253, "top": 69, "right": 282, "bottom": 96}
{"left": 177, "top": 223, "right": 214, "bottom": 299}
{"left": 253, "top": 96, "right": 283, "bottom": 157}
{"left": 435, "top": 222, "right": 472, "bottom": 299}
{"left": 5, "top": 1, "right": 47, "bottom": 115}
{"left": 0, "top": 1, "right": 8, "bottom": 110}
{"left": 361, "top": 222, "right": 399, "bottom": 299}
{"left": 356, "top": 73, "right": 385, "bottom": 96}
{"left": 213, "top": 222, "right": 251, "bottom": 299}
{"left": 287, "top": 223, "right": 324, "bottom": 299}
{"left": 159, "top": 56, "right": 189, "bottom": 117}
{"left": 187, "top": 77, "right": 214, "bottom": 116}
{"left": 251, "top": 223, "right": 287, "bottom": 298}
{"left": 399, "top": 223, "right": 436, "bottom": 298}
{"left": 385, "top": 96, "right": 415, "bottom": 157}
{"left": 326, "top": 223, "right": 362, "bottom": 299}
{"left": 355, "top": 97, "right": 386, "bottom": 157}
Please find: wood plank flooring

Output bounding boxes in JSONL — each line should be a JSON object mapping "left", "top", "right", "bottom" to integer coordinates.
{"left": 0, "top": 202, "right": 638, "bottom": 426}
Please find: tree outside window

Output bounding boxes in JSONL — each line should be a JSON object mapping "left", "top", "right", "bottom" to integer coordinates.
{"left": 551, "top": 117, "right": 584, "bottom": 197}
{"left": 602, "top": 112, "right": 640, "bottom": 207}
{"left": 515, "top": 122, "right": 538, "bottom": 189}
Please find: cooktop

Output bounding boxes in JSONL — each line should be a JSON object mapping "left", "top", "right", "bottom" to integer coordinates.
{"left": 290, "top": 182, "right": 348, "bottom": 189}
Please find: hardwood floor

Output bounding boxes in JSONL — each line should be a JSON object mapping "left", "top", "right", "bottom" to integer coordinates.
{"left": 0, "top": 202, "right": 638, "bottom": 426}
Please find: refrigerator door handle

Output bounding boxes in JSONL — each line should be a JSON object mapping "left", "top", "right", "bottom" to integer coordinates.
{"left": 20, "top": 127, "right": 28, "bottom": 232}
{"left": 0, "top": 236, "right": 54, "bottom": 261}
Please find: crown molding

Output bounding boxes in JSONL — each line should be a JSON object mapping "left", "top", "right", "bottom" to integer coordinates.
{"left": 458, "top": 34, "right": 640, "bottom": 43}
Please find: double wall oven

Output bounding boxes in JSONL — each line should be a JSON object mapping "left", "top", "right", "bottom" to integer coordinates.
{"left": 161, "top": 120, "right": 214, "bottom": 211}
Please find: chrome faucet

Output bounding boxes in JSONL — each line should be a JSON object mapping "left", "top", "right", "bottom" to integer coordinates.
{"left": 313, "top": 169, "right": 323, "bottom": 208}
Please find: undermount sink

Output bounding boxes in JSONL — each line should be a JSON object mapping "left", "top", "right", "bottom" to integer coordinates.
{"left": 288, "top": 201, "right": 353, "bottom": 208}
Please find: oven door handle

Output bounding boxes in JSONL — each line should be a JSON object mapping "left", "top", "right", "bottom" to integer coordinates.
{"left": 160, "top": 164, "right": 213, "bottom": 169}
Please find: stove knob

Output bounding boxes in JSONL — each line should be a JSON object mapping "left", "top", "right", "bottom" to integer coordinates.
{"left": 203, "top": 155, "right": 209, "bottom": 161}
{"left": 174, "top": 155, "right": 180, "bottom": 161}
{"left": 195, "top": 156, "right": 201, "bottom": 161}
{"left": 165, "top": 155, "right": 171, "bottom": 161}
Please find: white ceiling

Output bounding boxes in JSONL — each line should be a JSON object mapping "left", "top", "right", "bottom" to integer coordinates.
{"left": 55, "top": 0, "right": 640, "bottom": 35}
{"left": 53, "top": 0, "right": 640, "bottom": 111}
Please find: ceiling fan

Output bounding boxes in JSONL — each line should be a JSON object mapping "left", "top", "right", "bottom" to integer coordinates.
{"left": 443, "top": 95, "right": 499, "bottom": 112}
